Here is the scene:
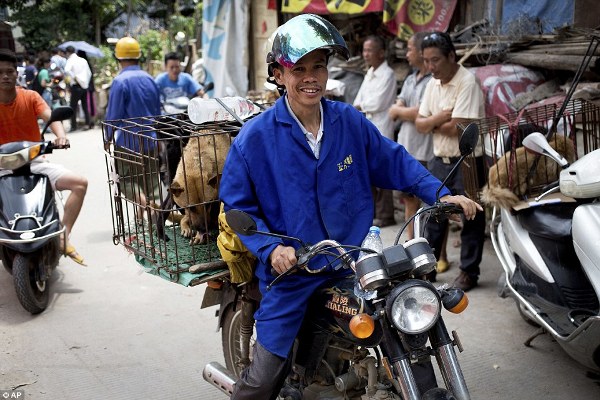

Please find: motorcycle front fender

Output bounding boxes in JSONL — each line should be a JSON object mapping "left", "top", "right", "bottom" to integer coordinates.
{"left": 0, "top": 173, "right": 61, "bottom": 253}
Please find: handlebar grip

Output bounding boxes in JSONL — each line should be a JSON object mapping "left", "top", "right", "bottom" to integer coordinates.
{"left": 438, "top": 202, "right": 463, "bottom": 214}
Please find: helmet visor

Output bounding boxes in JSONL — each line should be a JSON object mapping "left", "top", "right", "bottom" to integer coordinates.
{"left": 272, "top": 14, "right": 349, "bottom": 68}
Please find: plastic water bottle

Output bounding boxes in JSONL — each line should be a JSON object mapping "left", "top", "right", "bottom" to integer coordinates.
{"left": 358, "top": 226, "right": 383, "bottom": 260}
{"left": 355, "top": 226, "right": 382, "bottom": 300}
{"left": 187, "top": 96, "right": 260, "bottom": 124}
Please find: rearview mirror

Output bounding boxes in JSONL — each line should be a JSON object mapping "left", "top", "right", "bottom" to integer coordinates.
{"left": 225, "top": 209, "right": 257, "bottom": 236}
{"left": 459, "top": 122, "right": 479, "bottom": 156}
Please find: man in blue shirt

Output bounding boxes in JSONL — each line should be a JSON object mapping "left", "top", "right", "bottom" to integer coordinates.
{"left": 155, "top": 52, "right": 204, "bottom": 102}
{"left": 104, "top": 36, "right": 161, "bottom": 213}
{"left": 219, "top": 14, "right": 482, "bottom": 400}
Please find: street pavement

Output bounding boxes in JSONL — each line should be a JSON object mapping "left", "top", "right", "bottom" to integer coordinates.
{"left": 0, "top": 127, "right": 599, "bottom": 399}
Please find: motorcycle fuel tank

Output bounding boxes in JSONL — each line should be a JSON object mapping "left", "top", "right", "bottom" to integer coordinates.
{"left": 306, "top": 277, "right": 383, "bottom": 347}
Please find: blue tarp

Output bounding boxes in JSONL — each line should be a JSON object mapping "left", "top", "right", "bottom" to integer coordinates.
{"left": 489, "top": 0, "right": 575, "bottom": 34}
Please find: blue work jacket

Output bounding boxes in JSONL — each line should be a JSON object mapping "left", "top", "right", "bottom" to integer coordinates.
{"left": 219, "top": 96, "right": 450, "bottom": 357}
{"left": 104, "top": 65, "right": 161, "bottom": 153}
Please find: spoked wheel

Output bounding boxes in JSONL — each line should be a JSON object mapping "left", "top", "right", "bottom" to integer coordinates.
{"left": 221, "top": 302, "right": 256, "bottom": 378}
{"left": 13, "top": 254, "right": 49, "bottom": 314}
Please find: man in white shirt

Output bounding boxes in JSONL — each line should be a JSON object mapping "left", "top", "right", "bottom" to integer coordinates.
{"left": 64, "top": 46, "right": 92, "bottom": 132}
{"left": 353, "top": 35, "right": 398, "bottom": 227}
{"left": 415, "top": 31, "right": 486, "bottom": 291}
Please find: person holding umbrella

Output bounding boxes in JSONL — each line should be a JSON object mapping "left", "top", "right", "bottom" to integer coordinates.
{"left": 64, "top": 45, "right": 92, "bottom": 132}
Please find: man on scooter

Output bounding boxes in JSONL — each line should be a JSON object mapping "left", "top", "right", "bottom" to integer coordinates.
{"left": 218, "top": 15, "right": 482, "bottom": 400}
{"left": 155, "top": 52, "right": 205, "bottom": 104}
{"left": 0, "top": 48, "right": 88, "bottom": 265}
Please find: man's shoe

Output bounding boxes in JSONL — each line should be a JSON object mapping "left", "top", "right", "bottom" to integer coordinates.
{"left": 453, "top": 271, "right": 477, "bottom": 292}
{"left": 69, "top": 127, "right": 78, "bottom": 133}
{"left": 373, "top": 218, "right": 396, "bottom": 227}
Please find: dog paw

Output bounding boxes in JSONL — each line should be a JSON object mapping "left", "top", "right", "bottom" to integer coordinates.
{"left": 190, "top": 231, "right": 209, "bottom": 245}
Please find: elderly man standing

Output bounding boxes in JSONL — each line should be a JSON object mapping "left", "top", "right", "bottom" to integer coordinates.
{"left": 353, "top": 35, "right": 398, "bottom": 227}
{"left": 64, "top": 46, "right": 92, "bottom": 132}
{"left": 415, "top": 31, "right": 486, "bottom": 291}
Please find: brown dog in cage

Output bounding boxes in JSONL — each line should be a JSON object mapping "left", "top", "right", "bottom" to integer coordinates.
{"left": 169, "top": 132, "right": 231, "bottom": 244}
{"left": 481, "top": 135, "right": 576, "bottom": 209}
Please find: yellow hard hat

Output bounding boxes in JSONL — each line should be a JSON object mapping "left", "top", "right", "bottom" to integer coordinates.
{"left": 114, "top": 37, "right": 141, "bottom": 60}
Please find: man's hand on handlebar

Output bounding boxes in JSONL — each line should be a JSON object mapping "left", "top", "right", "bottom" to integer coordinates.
{"left": 270, "top": 245, "right": 297, "bottom": 275}
{"left": 440, "top": 194, "right": 483, "bottom": 221}
{"left": 53, "top": 136, "right": 69, "bottom": 148}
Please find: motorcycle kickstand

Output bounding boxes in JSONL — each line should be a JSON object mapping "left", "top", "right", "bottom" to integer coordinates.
{"left": 524, "top": 327, "right": 547, "bottom": 347}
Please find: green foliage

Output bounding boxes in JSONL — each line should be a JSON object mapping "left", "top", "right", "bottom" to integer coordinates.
{"left": 138, "top": 29, "right": 166, "bottom": 65}
{"left": 93, "top": 45, "right": 120, "bottom": 88}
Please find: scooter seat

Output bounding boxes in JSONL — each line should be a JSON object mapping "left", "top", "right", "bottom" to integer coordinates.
{"left": 516, "top": 203, "right": 577, "bottom": 239}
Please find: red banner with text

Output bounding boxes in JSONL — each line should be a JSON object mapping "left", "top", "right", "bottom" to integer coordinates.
{"left": 383, "top": 0, "right": 457, "bottom": 40}
{"left": 281, "top": 0, "right": 384, "bottom": 14}
{"left": 280, "top": 0, "right": 457, "bottom": 41}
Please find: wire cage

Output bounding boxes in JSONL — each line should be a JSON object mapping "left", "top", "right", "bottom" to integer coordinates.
{"left": 463, "top": 98, "right": 600, "bottom": 204}
{"left": 102, "top": 113, "right": 244, "bottom": 286}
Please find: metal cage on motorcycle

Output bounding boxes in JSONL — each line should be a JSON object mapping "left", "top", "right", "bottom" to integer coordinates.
{"left": 464, "top": 98, "right": 600, "bottom": 203}
{"left": 101, "top": 113, "right": 248, "bottom": 286}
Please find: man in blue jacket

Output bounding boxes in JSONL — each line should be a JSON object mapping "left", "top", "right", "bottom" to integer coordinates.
{"left": 219, "top": 14, "right": 482, "bottom": 400}
{"left": 104, "top": 36, "right": 161, "bottom": 216}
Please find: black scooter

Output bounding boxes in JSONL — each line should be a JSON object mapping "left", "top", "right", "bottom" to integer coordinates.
{"left": 0, "top": 106, "right": 73, "bottom": 314}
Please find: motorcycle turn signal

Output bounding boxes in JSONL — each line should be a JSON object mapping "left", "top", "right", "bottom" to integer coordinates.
{"left": 349, "top": 313, "right": 376, "bottom": 339}
{"left": 440, "top": 288, "right": 469, "bottom": 314}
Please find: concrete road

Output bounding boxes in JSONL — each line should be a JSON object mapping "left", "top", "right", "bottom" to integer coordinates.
{"left": 1, "top": 128, "right": 599, "bottom": 399}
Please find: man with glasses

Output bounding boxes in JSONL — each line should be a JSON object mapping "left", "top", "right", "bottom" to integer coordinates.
{"left": 415, "top": 31, "right": 486, "bottom": 291}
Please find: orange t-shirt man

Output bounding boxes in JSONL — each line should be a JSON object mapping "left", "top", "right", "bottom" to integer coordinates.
{"left": 0, "top": 87, "right": 47, "bottom": 145}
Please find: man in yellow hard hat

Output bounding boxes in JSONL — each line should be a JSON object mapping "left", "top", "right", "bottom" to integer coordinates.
{"left": 103, "top": 36, "right": 161, "bottom": 216}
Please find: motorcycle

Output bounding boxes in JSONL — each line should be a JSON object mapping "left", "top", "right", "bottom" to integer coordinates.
{"left": 0, "top": 106, "right": 73, "bottom": 314}
{"left": 49, "top": 68, "right": 68, "bottom": 110}
{"left": 201, "top": 124, "right": 481, "bottom": 399}
{"left": 161, "top": 82, "right": 214, "bottom": 115}
{"left": 490, "top": 131, "right": 600, "bottom": 372}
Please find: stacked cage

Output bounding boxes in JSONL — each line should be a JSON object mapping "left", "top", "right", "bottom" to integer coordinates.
{"left": 102, "top": 114, "right": 243, "bottom": 286}
{"left": 462, "top": 99, "right": 600, "bottom": 205}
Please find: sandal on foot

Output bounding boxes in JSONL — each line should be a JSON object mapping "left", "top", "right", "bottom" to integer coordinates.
{"left": 436, "top": 259, "right": 450, "bottom": 273}
{"left": 64, "top": 243, "right": 87, "bottom": 266}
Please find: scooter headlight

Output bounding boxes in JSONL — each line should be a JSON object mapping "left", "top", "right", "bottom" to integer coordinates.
{"left": 0, "top": 144, "right": 42, "bottom": 170}
{"left": 386, "top": 281, "right": 441, "bottom": 334}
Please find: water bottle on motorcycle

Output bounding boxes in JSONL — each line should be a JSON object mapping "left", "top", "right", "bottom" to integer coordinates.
{"left": 187, "top": 96, "right": 260, "bottom": 124}
{"left": 355, "top": 226, "right": 382, "bottom": 299}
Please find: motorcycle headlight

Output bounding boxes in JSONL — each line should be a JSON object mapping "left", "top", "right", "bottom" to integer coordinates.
{"left": 386, "top": 281, "right": 441, "bottom": 334}
{"left": 0, "top": 144, "right": 42, "bottom": 170}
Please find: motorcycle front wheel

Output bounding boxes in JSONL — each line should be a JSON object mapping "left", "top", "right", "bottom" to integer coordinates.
{"left": 13, "top": 254, "right": 49, "bottom": 314}
{"left": 221, "top": 302, "right": 255, "bottom": 378}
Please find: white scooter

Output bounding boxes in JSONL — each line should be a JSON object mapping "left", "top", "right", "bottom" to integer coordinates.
{"left": 490, "top": 131, "right": 600, "bottom": 372}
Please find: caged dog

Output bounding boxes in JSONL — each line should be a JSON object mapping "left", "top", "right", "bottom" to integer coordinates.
{"left": 152, "top": 115, "right": 190, "bottom": 240}
{"left": 481, "top": 132, "right": 576, "bottom": 209}
{"left": 169, "top": 132, "right": 231, "bottom": 244}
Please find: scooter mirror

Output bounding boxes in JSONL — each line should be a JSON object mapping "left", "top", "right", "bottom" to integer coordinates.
{"left": 459, "top": 122, "right": 479, "bottom": 156}
{"left": 49, "top": 106, "right": 74, "bottom": 124}
{"left": 225, "top": 209, "right": 257, "bottom": 236}
{"left": 41, "top": 106, "right": 74, "bottom": 138}
{"left": 522, "top": 132, "right": 569, "bottom": 168}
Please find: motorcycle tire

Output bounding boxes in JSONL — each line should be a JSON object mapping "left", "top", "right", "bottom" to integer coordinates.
{"left": 422, "top": 388, "right": 457, "bottom": 400}
{"left": 13, "top": 254, "right": 49, "bottom": 314}
{"left": 221, "top": 302, "right": 255, "bottom": 378}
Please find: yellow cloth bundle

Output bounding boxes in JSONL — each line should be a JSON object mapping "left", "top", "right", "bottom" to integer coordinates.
{"left": 217, "top": 203, "right": 256, "bottom": 283}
